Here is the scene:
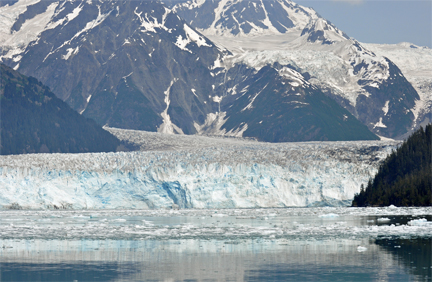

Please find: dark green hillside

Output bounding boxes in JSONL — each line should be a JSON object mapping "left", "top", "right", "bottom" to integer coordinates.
{"left": 352, "top": 124, "right": 432, "bottom": 207}
{"left": 0, "top": 64, "right": 120, "bottom": 155}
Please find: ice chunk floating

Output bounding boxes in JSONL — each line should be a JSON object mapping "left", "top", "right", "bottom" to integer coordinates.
{"left": 0, "top": 131, "right": 399, "bottom": 210}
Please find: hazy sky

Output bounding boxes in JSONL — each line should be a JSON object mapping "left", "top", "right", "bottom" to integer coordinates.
{"left": 294, "top": 0, "right": 432, "bottom": 47}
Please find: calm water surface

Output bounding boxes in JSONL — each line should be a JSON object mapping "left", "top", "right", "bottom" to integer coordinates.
{"left": 0, "top": 207, "right": 431, "bottom": 281}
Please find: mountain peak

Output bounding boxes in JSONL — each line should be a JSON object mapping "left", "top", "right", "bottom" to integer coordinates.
{"left": 300, "top": 18, "right": 349, "bottom": 45}
{"left": 169, "top": 0, "right": 319, "bottom": 36}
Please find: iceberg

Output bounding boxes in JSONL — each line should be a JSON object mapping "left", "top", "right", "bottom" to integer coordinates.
{"left": 407, "top": 218, "right": 432, "bottom": 226}
{"left": 0, "top": 131, "right": 399, "bottom": 210}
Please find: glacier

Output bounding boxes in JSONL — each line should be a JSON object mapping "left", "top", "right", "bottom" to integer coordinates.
{"left": 0, "top": 129, "right": 399, "bottom": 210}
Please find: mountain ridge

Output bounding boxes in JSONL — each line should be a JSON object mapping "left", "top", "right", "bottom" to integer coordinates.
{"left": 0, "top": 63, "right": 120, "bottom": 155}
{"left": 171, "top": 0, "right": 424, "bottom": 139}
{"left": 0, "top": 0, "right": 419, "bottom": 141}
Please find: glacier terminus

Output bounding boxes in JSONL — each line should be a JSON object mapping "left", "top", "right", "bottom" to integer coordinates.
{"left": 0, "top": 129, "right": 399, "bottom": 210}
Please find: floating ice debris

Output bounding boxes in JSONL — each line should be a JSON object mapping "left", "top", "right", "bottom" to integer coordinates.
{"left": 319, "top": 213, "right": 339, "bottom": 218}
{"left": 357, "top": 246, "right": 367, "bottom": 252}
{"left": 377, "top": 217, "right": 391, "bottom": 222}
{"left": 408, "top": 218, "right": 431, "bottom": 226}
{"left": 0, "top": 208, "right": 431, "bottom": 240}
{"left": 212, "top": 214, "right": 228, "bottom": 217}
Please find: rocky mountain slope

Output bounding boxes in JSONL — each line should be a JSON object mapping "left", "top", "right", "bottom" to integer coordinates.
{"left": 0, "top": 63, "right": 120, "bottom": 155}
{"left": 1, "top": 0, "right": 226, "bottom": 135}
{"left": 170, "top": 0, "right": 425, "bottom": 139}
{"left": 169, "top": 0, "right": 319, "bottom": 36}
{"left": 0, "top": 0, "right": 409, "bottom": 141}
{"left": 364, "top": 42, "right": 432, "bottom": 133}
{"left": 210, "top": 62, "right": 378, "bottom": 141}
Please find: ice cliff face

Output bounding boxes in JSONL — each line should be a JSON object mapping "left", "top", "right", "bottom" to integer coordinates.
{"left": 0, "top": 130, "right": 399, "bottom": 209}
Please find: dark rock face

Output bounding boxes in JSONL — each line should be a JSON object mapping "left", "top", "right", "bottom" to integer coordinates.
{"left": 217, "top": 63, "right": 379, "bottom": 142}
{"left": 0, "top": 0, "right": 18, "bottom": 7}
{"left": 0, "top": 0, "right": 380, "bottom": 142}
{"left": 0, "top": 63, "right": 120, "bottom": 155}
{"left": 169, "top": 0, "right": 422, "bottom": 139}
{"left": 7, "top": 0, "right": 224, "bottom": 133}
{"left": 356, "top": 58, "right": 419, "bottom": 138}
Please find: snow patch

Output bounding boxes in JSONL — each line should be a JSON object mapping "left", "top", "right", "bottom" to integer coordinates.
{"left": 43, "top": 6, "right": 112, "bottom": 62}
{"left": 158, "top": 79, "right": 184, "bottom": 135}
{"left": 61, "top": 46, "right": 79, "bottom": 60}
{"left": 373, "top": 118, "right": 387, "bottom": 129}
{"left": 184, "top": 24, "right": 211, "bottom": 47}
{"left": 134, "top": 7, "right": 172, "bottom": 33}
{"left": 212, "top": 96, "right": 223, "bottom": 103}
{"left": 382, "top": 100, "right": 389, "bottom": 115}
{"left": 242, "top": 83, "right": 269, "bottom": 111}
{"left": 0, "top": 1, "right": 58, "bottom": 60}
{"left": 175, "top": 24, "right": 212, "bottom": 52}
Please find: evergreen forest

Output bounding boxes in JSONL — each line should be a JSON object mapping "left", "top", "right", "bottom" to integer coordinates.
{"left": 352, "top": 123, "right": 432, "bottom": 207}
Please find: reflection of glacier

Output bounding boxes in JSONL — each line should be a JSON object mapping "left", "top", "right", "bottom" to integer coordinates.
{"left": 0, "top": 238, "right": 409, "bottom": 282}
{"left": 0, "top": 131, "right": 399, "bottom": 209}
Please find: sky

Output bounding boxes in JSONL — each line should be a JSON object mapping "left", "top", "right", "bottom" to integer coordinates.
{"left": 294, "top": 0, "right": 432, "bottom": 47}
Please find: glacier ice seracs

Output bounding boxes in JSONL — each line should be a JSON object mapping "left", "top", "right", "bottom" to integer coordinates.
{"left": 0, "top": 129, "right": 399, "bottom": 210}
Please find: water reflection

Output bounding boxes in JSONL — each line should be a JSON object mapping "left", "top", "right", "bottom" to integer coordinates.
{"left": 0, "top": 262, "right": 140, "bottom": 282}
{"left": 0, "top": 208, "right": 431, "bottom": 281}
{"left": 0, "top": 238, "right": 426, "bottom": 281}
{"left": 375, "top": 238, "right": 432, "bottom": 282}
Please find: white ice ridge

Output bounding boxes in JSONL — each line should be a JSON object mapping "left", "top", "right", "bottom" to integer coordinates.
{"left": 0, "top": 131, "right": 399, "bottom": 210}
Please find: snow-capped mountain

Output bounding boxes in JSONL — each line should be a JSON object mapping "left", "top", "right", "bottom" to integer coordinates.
{"left": 299, "top": 18, "right": 349, "bottom": 45}
{"left": 168, "top": 0, "right": 318, "bottom": 36}
{"left": 0, "top": 0, "right": 380, "bottom": 142}
{"left": 1, "top": 0, "right": 225, "bottom": 134}
{"left": 363, "top": 42, "right": 432, "bottom": 133}
{"left": 286, "top": 23, "right": 420, "bottom": 138}
{"left": 171, "top": 0, "right": 423, "bottom": 138}
{"left": 208, "top": 62, "right": 378, "bottom": 142}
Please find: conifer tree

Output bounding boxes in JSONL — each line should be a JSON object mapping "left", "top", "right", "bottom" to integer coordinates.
{"left": 352, "top": 124, "right": 431, "bottom": 207}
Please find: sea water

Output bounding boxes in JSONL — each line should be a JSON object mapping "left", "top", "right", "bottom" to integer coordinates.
{"left": 0, "top": 207, "right": 431, "bottom": 281}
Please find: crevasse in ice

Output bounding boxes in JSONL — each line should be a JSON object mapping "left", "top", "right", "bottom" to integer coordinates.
{"left": 0, "top": 135, "right": 399, "bottom": 209}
